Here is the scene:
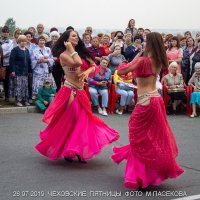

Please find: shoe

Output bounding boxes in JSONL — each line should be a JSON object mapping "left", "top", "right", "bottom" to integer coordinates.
{"left": 5, "top": 97, "right": 9, "bottom": 102}
{"left": 64, "top": 157, "right": 73, "bottom": 162}
{"left": 28, "top": 99, "right": 33, "bottom": 104}
{"left": 101, "top": 110, "right": 108, "bottom": 116}
{"left": 116, "top": 109, "right": 123, "bottom": 115}
{"left": 32, "top": 95, "right": 37, "bottom": 100}
{"left": 190, "top": 113, "right": 197, "bottom": 118}
{"left": 16, "top": 102, "right": 23, "bottom": 107}
{"left": 24, "top": 102, "right": 30, "bottom": 106}
{"left": 76, "top": 155, "right": 87, "bottom": 163}
{"left": 98, "top": 107, "right": 103, "bottom": 114}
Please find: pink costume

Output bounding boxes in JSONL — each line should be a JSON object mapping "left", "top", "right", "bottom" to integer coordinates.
{"left": 111, "top": 57, "right": 184, "bottom": 189}
{"left": 35, "top": 60, "right": 119, "bottom": 161}
{"left": 166, "top": 48, "right": 182, "bottom": 73}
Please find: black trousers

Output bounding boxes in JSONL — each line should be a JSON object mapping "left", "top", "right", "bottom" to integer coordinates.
{"left": 52, "top": 62, "right": 64, "bottom": 92}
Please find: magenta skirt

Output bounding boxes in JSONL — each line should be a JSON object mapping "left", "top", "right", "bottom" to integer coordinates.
{"left": 35, "top": 86, "right": 119, "bottom": 161}
{"left": 112, "top": 96, "right": 184, "bottom": 189}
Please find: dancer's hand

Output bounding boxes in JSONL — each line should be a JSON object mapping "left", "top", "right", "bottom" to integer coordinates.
{"left": 64, "top": 41, "right": 74, "bottom": 52}
{"left": 78, "top": 71, "right": 89, "bottom": 82}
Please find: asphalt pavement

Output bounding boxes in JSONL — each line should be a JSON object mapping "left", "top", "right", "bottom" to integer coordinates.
{"left": 0, "top": 113, "right": 200, "bottom": 200}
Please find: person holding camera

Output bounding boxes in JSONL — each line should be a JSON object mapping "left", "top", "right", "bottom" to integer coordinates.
{"left": 109, "top": 31, "right": 125, "bottom": 55}
{"left": 124, "top": 35, "right": 144, "bottom": 62}
{"left": 88, "top": 56, "right": 112, "bottom": 116}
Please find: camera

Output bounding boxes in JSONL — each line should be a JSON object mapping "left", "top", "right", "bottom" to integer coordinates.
{"left": 117, "top": 35, "right": 123, "bottom": 39}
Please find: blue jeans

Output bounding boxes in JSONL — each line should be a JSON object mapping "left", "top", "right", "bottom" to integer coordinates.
{"left": 115, "top": 87, "right": 134, "bottom": 106}
{"left": 89, "top": 87, "right": 108, "bottom": 108}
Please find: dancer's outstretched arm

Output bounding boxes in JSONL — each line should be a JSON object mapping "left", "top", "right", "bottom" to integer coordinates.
{"left": 117, "top": 57, "right": 142, "bottom": 75}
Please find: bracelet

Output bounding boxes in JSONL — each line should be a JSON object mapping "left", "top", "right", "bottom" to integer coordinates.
{"left": 70, "top": 51, "right": 78, "bottom": 57}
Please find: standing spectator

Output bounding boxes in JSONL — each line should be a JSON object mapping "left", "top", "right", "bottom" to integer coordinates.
{"left": 47, "top": 31, "right": 64, "bottom": 92}
{"left": 50, "top": 27, "right": 58, "bottom": 32}
{"left": 28, "top": 27, "right": 38, "bottom": 44}
{"left": 124, "top": 19, "right": 137, "bottom": 39}
{"left": 110, "top": 31, "right": 116, "bottom": 45}
{"left": 0, "top": 44, "right": 4, "bottom": 92}
{"left": 124, "top": 35, "right": 143, "bottom": 62}
{"left": 35, "top": 24, "right": 44, "bottom": 39}
{"left": 194, "top": 32, "right": 200, "bottom": 46}
{"left": 188, "top": 62, "right": 200, "bottom": 117}
{"left": 108, "top": 45, "right": 126, "bottom": 74}
{"left": 24, "top": 31, "right": 37, "bottom": 103}
{"left": 46, "top": 31, "right": 60, "bottom": 48}
{"left": 100, "top": 34, "right": 110, "bottom": 56}
{"left": 35, "top": 79, "right": 56, "bottom": 113}
{"left": 97, "top": 33, "right": 104, "bottom": 45}
{"left": 109, "top": 31, "right": 125, "bottom": 55}
{"left": 88, "top": 56, "right": 111, "bottom": 116}
{"left": 66, "top": 26, "right": 74, "bottom": 31}
{"left": 24, "top": 31, "right": 37, "bottom": 56}
{"left": 12, "top": 28, "right": 22, "bottom": 48}
{"left": 82, "top": 33, "right": 91, "bottom": 48}
{"left": 0, "top": 26, "right": 13, "bottom": 102}
{"left": 184, "top": 31, "right": 192, "bottom": 39}
{"left": 9, "top": 35, "right": 32, "bottom": 106}
{"left": 143, "top": 28, "right": 151, "bottom": 42}
{"left": 181, "top": 37, "right": 195, "bottom": 83}
{"left": 31, "top": 35, "right": 56, "bottom": 98}
{"left": 180, "top": 37, "right": 187, "bottom": 51}
{"left": 166, "top": 36, "right": 182, "bottom": 73}
{"left": 189, "top": 39, "right": 200, "bottom": 78}
{"left": 137, "top": 28, "right": 144, "bottom": 39}
{"left": 88, "top": 36, "right": 106, "bottom": 64}
{"left": 85, "top": 26, "right": 93, "bottom": 36}
{"left": 124, "top": 33, "right": 133, "bottom": 51}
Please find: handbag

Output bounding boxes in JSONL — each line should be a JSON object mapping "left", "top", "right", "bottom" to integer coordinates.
{"left": 0, "top": 66, "right": 6, "bottom": 80}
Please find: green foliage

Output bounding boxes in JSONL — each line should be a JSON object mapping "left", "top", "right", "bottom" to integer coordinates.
{"left": 5, "top": 18, "right": 16, "bottom": 36}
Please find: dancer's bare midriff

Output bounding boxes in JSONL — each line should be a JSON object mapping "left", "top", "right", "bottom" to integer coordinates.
{"left": 63, "top": 66, "right": 84, "bottom": 89}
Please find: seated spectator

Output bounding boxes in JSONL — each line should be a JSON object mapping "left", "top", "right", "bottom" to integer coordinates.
{"left": 88, "top": 56, "right": 111, "bottom": 116}
{"left": 88, "top": 36, "right": 105, "bottom": 64}
{"left": 156, "top": 75, "right": 163, "bottom": 96}
{"left": 35, "top": 79, "right": 56, "bottom": 113}
{"left": 9, "top": 35, "right": 32, "bottom": 107}
{"left": 188, "top": 62, "right": 200, "bottom": 117}
{"left": 163, "top": 61, "right": 186, "bottom": 115}
{"left": 108, "top": 45, "right": 126, "bottom": 74}
{"left": 113, "top": 62, "right": 135, "bottom": 115}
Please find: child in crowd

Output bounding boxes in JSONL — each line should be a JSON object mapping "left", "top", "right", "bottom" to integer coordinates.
{"left": 35, "top": 79, "right": 56, "bottom": 112}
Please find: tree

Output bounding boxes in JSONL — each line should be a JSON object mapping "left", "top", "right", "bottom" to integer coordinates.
{"left": 5, "top": 18, "right": 16, "bottom": 37}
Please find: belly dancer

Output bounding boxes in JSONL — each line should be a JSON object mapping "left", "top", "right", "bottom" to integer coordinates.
{"left": 35, "top": 30, "right": 119, "bottom": 163}
{"left": 111, "top": 32, "right": 184, "bottom": 189}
